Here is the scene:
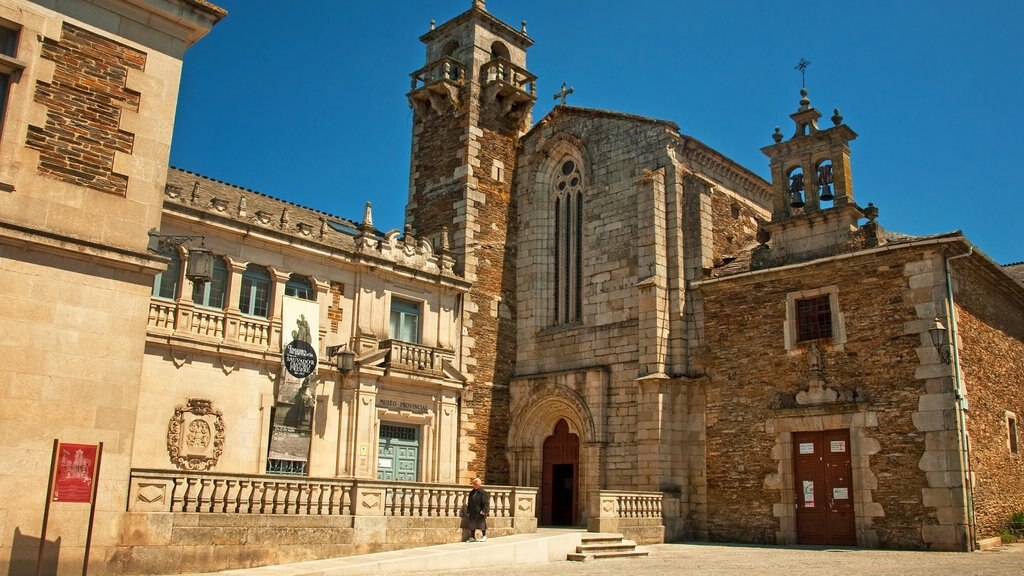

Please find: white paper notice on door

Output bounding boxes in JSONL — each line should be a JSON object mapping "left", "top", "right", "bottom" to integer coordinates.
{"left": 833, "top": 487, "right": 849, "bottom": 500}
{"left": 799, "top": 443, "right": 815, "bottom": 454}
{"left": 803, "top": 480, "right": 815, "bottom": 507}
{"left": 830, "top": 440, "right": 846, "bottom": 453}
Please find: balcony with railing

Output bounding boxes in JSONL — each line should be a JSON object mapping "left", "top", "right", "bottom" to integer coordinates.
{"left": 480, "top": 57, "right": 536, "bottom": 118}
{"left": 379, "top": 339, "right": 456, "bottom": 379}
{"left": 148, "top": 299, "right": 271, "bottom": 350}
{"left": 408, "top": 57, "right": 465, "bottom": 116}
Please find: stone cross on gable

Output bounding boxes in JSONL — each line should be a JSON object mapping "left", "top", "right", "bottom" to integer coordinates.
{"left": 553, "top": 82, "right": 574, "bottom": 106}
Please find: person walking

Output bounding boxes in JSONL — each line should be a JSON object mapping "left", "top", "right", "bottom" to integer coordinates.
{"left": 465, "top": 477, "right": 489, "bottom": 542}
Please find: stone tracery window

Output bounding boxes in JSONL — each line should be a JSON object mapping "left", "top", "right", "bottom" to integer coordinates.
{"left": 553, "top": 157, "right": 583, "bottom": 325}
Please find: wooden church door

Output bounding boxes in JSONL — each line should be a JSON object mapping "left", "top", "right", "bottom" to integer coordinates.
{"left": 793, "top": 429, "right": 856, "bottom": 545}
{"left": 541, "top": 419, "right": 579, "bottom": 526}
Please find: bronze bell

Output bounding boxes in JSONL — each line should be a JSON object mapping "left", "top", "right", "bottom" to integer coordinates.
{"left": 819, "top": 182, "right": 834, "bottom": 202}
{"left": 789, "top": 173, "right": 805, "bottom": 208}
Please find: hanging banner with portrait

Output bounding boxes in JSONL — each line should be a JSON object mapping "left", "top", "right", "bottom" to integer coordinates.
{"left": 268, "top": 296, "right": 320, "bottom": 475}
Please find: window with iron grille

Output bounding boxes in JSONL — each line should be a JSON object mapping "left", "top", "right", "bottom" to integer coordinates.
{"left": 796, "top": 294, "right": 832, "bottom": 341}
{"left": 380, "top": 423, "right": 417, "bottom": 441}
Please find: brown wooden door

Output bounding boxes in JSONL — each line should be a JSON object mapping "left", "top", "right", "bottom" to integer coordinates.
{"left": 793, "top": 429, "right": 856, "bottom": 546}
{"left": 541, "top": 419, "right": 579, "bottom": 526}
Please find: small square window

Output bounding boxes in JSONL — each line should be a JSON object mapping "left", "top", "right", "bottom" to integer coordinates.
{"left": 796, "top": 295, "right": 832, "bottom": 342}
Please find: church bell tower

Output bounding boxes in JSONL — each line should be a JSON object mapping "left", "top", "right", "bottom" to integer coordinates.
{"left": 405, "top": 0, "right": 536, "bottom": 483}
{"left": 755, "top": 85, "right": 883, "bottom": 268}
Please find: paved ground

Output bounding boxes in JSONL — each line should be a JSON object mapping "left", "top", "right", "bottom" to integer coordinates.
{"left": 395, "top": 542, "right": 1024, "bottom": 576}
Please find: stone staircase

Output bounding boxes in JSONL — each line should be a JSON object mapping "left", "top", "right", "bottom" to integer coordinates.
{"left": 566, "top": 533, "right": 648, "bottom": 562}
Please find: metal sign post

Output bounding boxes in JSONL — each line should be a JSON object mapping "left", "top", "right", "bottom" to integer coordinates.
{"left": 36, "top": 440, "right": 103, "bottom": 576}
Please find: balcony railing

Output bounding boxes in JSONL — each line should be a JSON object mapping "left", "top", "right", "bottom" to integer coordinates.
{"left": 380, "top": 339, "right": 455, "bottom": 377}
{"left": 410, "top": 56, "right": 465, "bottom": 91}
{"left": 147, "top": 298, "right": 270, "bottom": 349}
{"left": 128, "top": 468, "right": 537, "bottom": 520}
{"left": 480, "top": 58, "right": 536, "bottom": 97}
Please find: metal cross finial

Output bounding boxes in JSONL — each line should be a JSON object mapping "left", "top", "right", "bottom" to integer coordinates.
{"left": 794, "top": 58, "right": 811, "bottom": 88}
{"left": 554, "top": 82, "right": 574, "bottom": 106}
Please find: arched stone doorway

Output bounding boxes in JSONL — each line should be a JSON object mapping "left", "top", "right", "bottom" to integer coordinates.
{"left": 541, "top": 418, "right": 579, "bottom": 526}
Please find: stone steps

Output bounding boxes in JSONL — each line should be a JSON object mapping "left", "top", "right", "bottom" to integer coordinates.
{"left": 566, "top": 533, "right": 649, "bottom": 562}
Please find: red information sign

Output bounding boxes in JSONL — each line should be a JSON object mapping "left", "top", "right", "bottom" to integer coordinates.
{"left": 52, "top": 442, "right": 98, "bottom": 503}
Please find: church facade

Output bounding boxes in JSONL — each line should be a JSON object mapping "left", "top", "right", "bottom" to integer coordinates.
{"left": 1, "top": 0, "right": 1023, "bottom": 574}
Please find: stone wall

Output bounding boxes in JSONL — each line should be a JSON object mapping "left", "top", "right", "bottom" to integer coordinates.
{"left": 699, "top": 246, "right": 950, "bottom": 548}
{"left": 710, "top": 187, "right": 764, "bottom": 263}
{"left": 951, "top": 260, "right": 1024, "bottom": 538}
{"left": 111, "top": 513, "right": 525, "bottom": 574}
{"left": 26, "top": 22, "right": 144, "bottom": 195}
{"left": 0, "top": 2, "right": 221, "bottom": 574}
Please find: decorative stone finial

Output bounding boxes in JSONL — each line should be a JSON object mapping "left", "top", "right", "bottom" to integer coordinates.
{"left": 831, "top": 108, "right": 843, "bottom": 126}
{"left": 280, "top": 207, "right": 290, "bottom": 229}
{"left": 430, "top": 19, "right": 435, "bottom": 31}
{"left": 473, "top": 0, "right": 486, "bottom": 10}
{"left": 361, "top": 202, "right": 374, "bottom": 230}
{"left": 864, "top": 202, "right": 879, "bottom": 222}
{"left": 190, "top": 181, "right": 200, "bottom": 204}
{"left": 521, "top": 20, "right": 528, "bottom": 34}
{"left": 772, "top": 126, "right": 783, "bottom": 143}
{"left": 441, "top": 226, "right": 450, "bottom": 252}
{"left": 799, "top": 87, "right": 810, "bottom": 110}
{"left": 237, "top": 195, "right": 246, "bottom": 217}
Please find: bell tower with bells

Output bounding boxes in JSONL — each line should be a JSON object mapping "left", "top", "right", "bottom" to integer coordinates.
{"left": 404, "top": 1, "right": 537, "bottom": 483}
{"left": 755, "top": 61, "right": 883, "bottom": 268}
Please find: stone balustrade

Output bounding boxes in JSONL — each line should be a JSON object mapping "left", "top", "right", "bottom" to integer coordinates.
{"left": 410, "top": 56, "right": 465, "bottom": 91}
{"left": 381, "top": 338, "right": 455, "bottom": 376}
{"left": 587, "top": 490, "right": 666, "bottom": 544}
{"left": 128, "top": 468, "right": 536, "bottom": 520}
{"left": 480, "top": 57, "right": 536, "bottom": 96}
{"left": 148, "top": 298, "right": 273, "bottom": 350}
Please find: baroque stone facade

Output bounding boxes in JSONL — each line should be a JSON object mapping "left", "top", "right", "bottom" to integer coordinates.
{"left": 1, "top": 1, "right": 1022, "bottom": 575}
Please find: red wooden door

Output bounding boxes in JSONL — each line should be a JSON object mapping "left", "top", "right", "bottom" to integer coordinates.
{"left": 793, "top": 429, "right": 856, "bottom": 545}
{"left": 541, "top": 419, "right": 579, "bottom": 526}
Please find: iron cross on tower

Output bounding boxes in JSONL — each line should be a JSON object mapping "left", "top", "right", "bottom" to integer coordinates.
{"left": 553, "top": 82, "right": 574, "bottom": 106}
{"left": 794, "top": 58, "right": 811, "bottom": 88}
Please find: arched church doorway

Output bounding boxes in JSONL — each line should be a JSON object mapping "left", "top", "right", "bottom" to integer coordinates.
{"left": 541, "top": 418, "right": 579, "bottom": 526}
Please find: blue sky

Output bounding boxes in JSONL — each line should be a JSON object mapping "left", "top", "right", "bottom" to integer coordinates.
{"left": 169, "top": 1, "right": 1023, "bottom": 265}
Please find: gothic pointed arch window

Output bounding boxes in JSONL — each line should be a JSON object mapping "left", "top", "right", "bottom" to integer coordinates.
{"left": 553, "top": 156, "right": 584, "bottom": 325}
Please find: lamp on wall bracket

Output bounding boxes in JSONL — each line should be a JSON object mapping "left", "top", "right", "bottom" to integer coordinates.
{"left": 326, "top": 344, "right": 356, "bottom": 374}
{"left": 928, "top": 317, "right": 952, "bottom": 364}
{"left": 147, "top": 228, "right": 215, "bottom": 286}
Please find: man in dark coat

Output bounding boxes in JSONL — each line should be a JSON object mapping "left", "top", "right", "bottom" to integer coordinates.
{"left": 466, "top": 477, "right": 489, "bottom": 542}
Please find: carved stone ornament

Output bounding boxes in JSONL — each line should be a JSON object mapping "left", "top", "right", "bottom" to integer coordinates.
{"left": 167, "top": 398, "right": 225, "bottom": 471}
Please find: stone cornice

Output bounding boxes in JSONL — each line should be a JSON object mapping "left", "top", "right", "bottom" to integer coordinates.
{"left": 0, "top": 217, "right": 166, "bottom": 274}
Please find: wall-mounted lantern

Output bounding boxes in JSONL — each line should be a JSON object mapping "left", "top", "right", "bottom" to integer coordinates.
{"left": 326, "top": 344, "right": 356, "bottom": 374}
{"left": 928, "top": 317, "right": 952, "bottom": 364}
{"left": 148, "top": 229, "right": 215, "bottom": 286}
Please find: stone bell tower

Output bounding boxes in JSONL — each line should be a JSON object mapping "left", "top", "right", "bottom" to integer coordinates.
{"left": 405, "top": 0, "right": 536, "bottom": 482}
{"left": 754, "top": 86, "right": 884, "bottom": 268}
